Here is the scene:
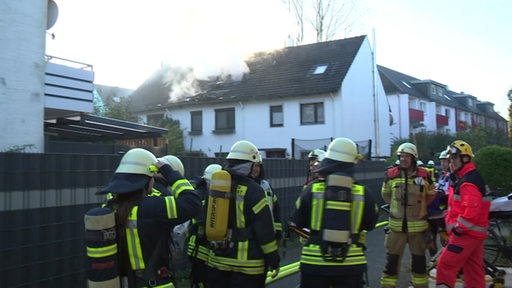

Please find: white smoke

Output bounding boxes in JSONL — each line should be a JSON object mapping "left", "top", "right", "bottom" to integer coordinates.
{"left": 158, "top": 0, "right": 296, "bottom": 102}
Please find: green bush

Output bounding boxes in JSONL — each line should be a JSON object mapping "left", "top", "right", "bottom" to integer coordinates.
{"left": 474, "top": 145, "right": 512, "bottom": 194}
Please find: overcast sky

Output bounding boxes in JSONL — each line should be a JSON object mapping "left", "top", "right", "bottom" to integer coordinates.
{"left": 45, "top": 0, "right": 511, "bottom": 118}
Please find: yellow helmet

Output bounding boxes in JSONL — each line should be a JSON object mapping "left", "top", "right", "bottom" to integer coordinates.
{"left": 116, "top": 148, "right": 157, "bottom": 176}
{"left": 446, "top": 140, "right": 474, "bottom": 157}
{"left": 158, "top": 155, "right": 185, "bottom": 176}
{"left": 202, "top": 164, "right": 222, "bottom": 181}
{"left": 396, "top": 142, "right": 418, "bottom": 158}
{"left": 226, "top": 140, "right": 260, "bottom": 163}
{"left": 325, "top": 137, "right": 358, "bottom": 163}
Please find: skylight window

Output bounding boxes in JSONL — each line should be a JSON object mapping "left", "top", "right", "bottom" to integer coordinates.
{"left": 444, "top": 94, "right": 451, "bottom": 100}
{"left": 312, "top": 64, "right": 328, "bottom": 74}
{"left": 401, "top": 81, "right": 411, "bottom": 88}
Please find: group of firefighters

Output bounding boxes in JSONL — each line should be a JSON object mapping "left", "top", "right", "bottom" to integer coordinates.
{"left": 86, "top": 137, "right": 490, "bottom": 288}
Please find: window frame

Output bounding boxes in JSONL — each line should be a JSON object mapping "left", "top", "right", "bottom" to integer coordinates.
{"left": 270, "top": 105, "right": 284, "bottom": 127}
{"left": 189, "top": 110, "right": 203, "bottom": 135}
{"left": 300, "top": 102, "right": 324, "bottom": 125}
{"left": 213, "top": 107, "right": 235, "bottom": 134}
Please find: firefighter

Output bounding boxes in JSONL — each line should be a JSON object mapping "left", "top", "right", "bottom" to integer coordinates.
{"left": 206, "top": 140, "right": 280, "bottom": 288}
{"left": 187, "top": 163, "right": 222, "bottom": 288}
{"left": 380, "top": 143, "right": 436, "bottom": 288}
{"left": 426, "top": 152, "right": 450, "bottom": 256}
{"left": 293, "top": 137, "right": 379, "bottom": 288}
{"left": 152, "top": 155, "right": 186, "bottom": 196}
{"left": 304, "top": 149, "right": 326, "bottom": 186}
{"left": 98, "top": 148, "right": 200, "bottom": 287}
{"left": 252, "top": 154, "right": 283, "bottom": 245}
{"left": 436, "top": 140, "right": 491, "bottom": 288}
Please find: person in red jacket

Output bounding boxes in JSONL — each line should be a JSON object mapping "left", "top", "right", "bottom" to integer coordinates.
{"left": 436, "top": 140, "right": 491, "bottom": 288}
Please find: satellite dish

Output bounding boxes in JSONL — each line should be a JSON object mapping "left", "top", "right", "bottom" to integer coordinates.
{"left": 47, "top": 0, "right": 59, "bottom": 30}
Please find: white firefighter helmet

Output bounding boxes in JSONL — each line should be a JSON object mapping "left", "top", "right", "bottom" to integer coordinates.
{"left": 417, "top": 160, "right": 424, "bottom": 166}
{"left": 439, "top": 150, "right": 449, "bottom": 159}
{"left": 100, "top": 148, "right": 157, "bottom": 194}
{"left": 116, "top": 148, "right": 157, "bottom": 176}
{"left": 202, "top": 164, "right": 222, "bottom": 181}
{"left": 226, "top": 140, "right": 260, "bottom": 163}
{"left": 325, "top": 137, "right": 358, "bottom": 163}
{"left": 427, "top": 160, "right": 435, "bottom": 167}
{"left": 308, "top": 149, "right": 326, "bottom": 162}
{"left": 158, "top": 155, "right": 185, "bottom": 176}
{"left": 396, "top": 142, "right": 418, "bottom": 158}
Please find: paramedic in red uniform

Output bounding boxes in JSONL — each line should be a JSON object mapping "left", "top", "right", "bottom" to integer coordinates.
{"left": 436, "top": 140, "right": 491, "bottom": 288}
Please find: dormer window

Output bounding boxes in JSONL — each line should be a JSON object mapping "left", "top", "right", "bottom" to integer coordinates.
{"left": 312, "top": 64, "right": 328, "bottom": 75}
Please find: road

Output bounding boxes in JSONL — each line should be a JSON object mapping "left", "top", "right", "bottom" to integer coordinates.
{"left": 267, "top": 226, "right": 412, "bottom": 288}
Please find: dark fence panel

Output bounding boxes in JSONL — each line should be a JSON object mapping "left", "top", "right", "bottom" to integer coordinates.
{"left": 0, "top": 153, "right": 386, "bottom": 287}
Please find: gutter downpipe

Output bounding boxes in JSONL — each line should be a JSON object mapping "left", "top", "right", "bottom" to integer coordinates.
{"left": 372, "top": 31, "right": 381, "bottom": 157}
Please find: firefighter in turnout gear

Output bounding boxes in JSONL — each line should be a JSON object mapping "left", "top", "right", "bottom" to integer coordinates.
{"left": 97, "top": 148, "right": 200, "bottom": 288}
{"left": 293, "top": 137, "right": 378, "bottom": 288}
{"left": 206, "top": 140, "right": 280, "bottom": 288}
{"left": 187, "top": 163, "right": 222, "bottom": 288}
{"left": 380, "top": 143, "right": 436, "bottom": 288}
{"left": 436, "top": 140, "right": 491, "bottom": 288}
{"left": 425, "top": 152, "right": 450, "bottom": 257}
{"left": 252, "top": 154, "right": 283, "bottom": 245}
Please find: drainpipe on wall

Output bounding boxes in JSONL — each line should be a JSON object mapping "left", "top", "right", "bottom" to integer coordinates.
{"left": 372, "top": 31, "right": 381, "bottom": 157}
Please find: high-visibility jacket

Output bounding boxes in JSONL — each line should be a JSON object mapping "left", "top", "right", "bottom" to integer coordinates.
{"left": 445, "top": 162, "right": 491, "bottom": 240}
{"left": 294, "top": 177, "right": 378, "bottom": 275}
{"left": 207, "top": 174, "right": 278, "bottom": 275}
{"left": 186, "top": 179, "right": 210, "bottom": 263}
{"left": 110, "top": 168, "right": 200, "bottom": 287}
{"left": 259, "top": 179, "right": 283, "bottom": 241}
{"left": 381, "top": 166, "right": 435, "bottom": 233}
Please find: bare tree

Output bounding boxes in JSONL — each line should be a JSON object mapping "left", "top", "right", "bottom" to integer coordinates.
{"left": 286, "top": 0, "right": 364, "bottom": 44}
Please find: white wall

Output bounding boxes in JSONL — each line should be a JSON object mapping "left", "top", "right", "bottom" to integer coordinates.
{"left": 341, "top": 39, "right": 391, "bottom": 157}
{"left": 0, "top": 1, "right": 46, "bottom": 152}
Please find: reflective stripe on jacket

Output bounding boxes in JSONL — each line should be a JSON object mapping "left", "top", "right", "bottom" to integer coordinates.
{"left": 444, "top": 162, "right": 491, "bottom": 240}
{"left": 207, "top": 175, "right": 278, "bottom": 275}
{"left": 381, "top": 166, "right": 435, "bottom": 232}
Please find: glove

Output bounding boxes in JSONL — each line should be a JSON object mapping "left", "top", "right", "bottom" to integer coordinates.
{"left": 264, "top": 251, "right": 280, "bottom": 278}
{"left": 414, "top": 177, "right": 425, "bottom": 186}
{"left": 156, "top": 162, "right": 173, "bottom": 175}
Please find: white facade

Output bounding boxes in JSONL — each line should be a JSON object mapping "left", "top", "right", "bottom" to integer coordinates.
{"left": 140, "top": 37, "right": 391, "bottom": 158}
{"left": 388, "top": 94, "right": 457, "bottom": 140}
{"left": 0, "top": 1, "right": 47, "bottom": 152}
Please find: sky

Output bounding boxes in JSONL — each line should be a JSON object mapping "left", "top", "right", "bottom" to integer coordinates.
{"left": 45, "top": 0, "right": 511, "bottom": 118}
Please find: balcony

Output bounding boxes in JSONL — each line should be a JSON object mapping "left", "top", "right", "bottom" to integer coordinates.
{"left": 44, "top": 55, "right": 94, "bottom": 118}
{"left": 457, "top": 120, "right": 468, "bottom": 131}
{"left": 436, "top": 114, "right": 449, "bottom": 126}
{"left": 409, "top": 108, "right": 424, "bottom": 122}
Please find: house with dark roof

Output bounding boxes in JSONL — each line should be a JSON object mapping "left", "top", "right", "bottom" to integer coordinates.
{"left": 130, "top": 35, "right": 391, "bottom": 158}
{"left": 378, "top": 65, "right": 508, "bottom": 140}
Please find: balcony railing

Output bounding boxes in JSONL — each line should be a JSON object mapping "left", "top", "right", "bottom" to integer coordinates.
{"left": 409, "top": 108, "right": 424, "bottom": 122}
{"left": 457, "top": 120, "right": 468, "bottom": 131}
{"left": 436, "top": 114, "right": 449, "bottom": 126}
{"left": 44, "top": 55, "right": 94, "bottom": 118}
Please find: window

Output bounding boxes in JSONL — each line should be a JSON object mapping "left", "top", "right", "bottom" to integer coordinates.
{"left": 270, "top": 105, "right": 283, "bottom": 127}
{"left": 147, "top": 113, "right": 164, "bottom": 126}
{"left": 190, "top": 111, "right": 202, "bottom": 135}
{"left": 214, "top": 107, "right": 235, "bottom": 133}
{"left": 419, "top": 102, "right": 426, "bottom": 112}
{"left": 312, "top": 64, "right": 328, "bottom": 74}
{"left": 301, "top": 103, "right": 324, "bottom": 125}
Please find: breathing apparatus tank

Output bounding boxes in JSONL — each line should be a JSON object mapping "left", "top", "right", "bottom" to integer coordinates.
{"left": 318, "top": 138, "right": 361, "bottom": 261}
{"left": 205, "top": 169, "right": 232, "bottom": 241}
{"left": 85, "top": 207, "right": 120, "bottom": 288}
